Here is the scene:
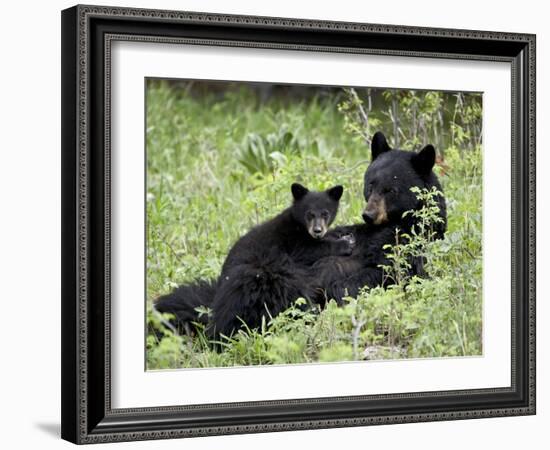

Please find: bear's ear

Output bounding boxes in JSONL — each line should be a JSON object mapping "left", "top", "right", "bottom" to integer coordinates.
{"left": 412, "top": 144, "right": 436, "bottom": 176}
{"left": 291, "top": 183, "right": 309, "bottom": 201}
{"left": 327, "top": 185, "right": 344, "bottom": 201}
{"left": 371, "top": 131, "right": 391, "bottom": 161}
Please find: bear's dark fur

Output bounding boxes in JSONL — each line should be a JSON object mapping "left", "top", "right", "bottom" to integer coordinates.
{"left": 154, "top": 280, "right": 216, "bottom": 333}
{"left": 311, "top": 131, "right": 447, "bottom": 303}
{"left": 154, "top": 183, "right": 353, "bottom": 337}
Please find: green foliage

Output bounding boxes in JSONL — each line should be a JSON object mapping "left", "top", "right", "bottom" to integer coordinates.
{"left": 339, "top": 88, "right": 482, "bottom": 153}
{"left": 146, "top": 80, "right": 483, "bottom": 369}
{"left": 379, "top": 186, "right": 445, "bottom": 285}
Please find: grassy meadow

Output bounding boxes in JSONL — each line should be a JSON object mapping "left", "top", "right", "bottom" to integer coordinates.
{"left": 146, "top": 80, "right": 483, "bottom": 369}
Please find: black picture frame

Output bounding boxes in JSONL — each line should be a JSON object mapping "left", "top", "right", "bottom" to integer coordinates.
{"left": 61, "top": 4, "right": 536, "bottom": 444}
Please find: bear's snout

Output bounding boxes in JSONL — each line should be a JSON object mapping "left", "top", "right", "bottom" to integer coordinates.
{"left": 362, "top": 209, "right": 376, "bottom": 224}
{"left": 307, "top": 218, "right": 328, "bottom": 239}
{"left": 363, "top": 195, "right": 388, "bottom": 225}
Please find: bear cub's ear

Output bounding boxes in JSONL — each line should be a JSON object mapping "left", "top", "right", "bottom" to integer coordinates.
{"left": 371, "top": 131, "right": 391, "bottom": 161}
{"left": 291, "top": 183, "right": 309, "bottom": 201}
{"left": 412, "top": 144, "right": 436, "bottom": 176}
{"left": 327, "top": 185, "right": 344, "bottom": 201}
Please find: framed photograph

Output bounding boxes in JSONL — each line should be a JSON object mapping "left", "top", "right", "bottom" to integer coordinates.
{"left": 61, "top": 4, "right": 536, "bottom": 444}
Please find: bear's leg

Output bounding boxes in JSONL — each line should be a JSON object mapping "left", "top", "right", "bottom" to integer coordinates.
{"left": 410, "top": 255, "right": 428, "bottom": 278}
{"left": 210, "top": 261, "right": 307, "bottom": 339}
{"left": 154, "top": 280, "right": 217, "bottom": 334}
{"left": 325, "top": 267, "right": 385, "bottom": 303}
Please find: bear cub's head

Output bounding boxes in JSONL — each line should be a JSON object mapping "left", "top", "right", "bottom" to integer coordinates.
{"left": 362, "top": 131, "right": 442, "bottom": 226}
{"left": 291, "top": 183, "right": 344, "bottom": 239}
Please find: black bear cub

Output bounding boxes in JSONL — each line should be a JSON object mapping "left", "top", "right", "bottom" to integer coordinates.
{"left": 312, "top": 131, "right": 447, "bottom": 302}
{"left": 155, "top": 183, "right": 353, "bottom": 338}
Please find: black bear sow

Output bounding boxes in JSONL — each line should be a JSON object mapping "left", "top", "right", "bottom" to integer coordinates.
{"left": 155, "top": 183, "right": 353, "bottom": 338}
{"left": 362, "top": 131, "right": 447, "bottom": 235}
{"left": 314, "top": 131, "right": 447, "bottom": 302}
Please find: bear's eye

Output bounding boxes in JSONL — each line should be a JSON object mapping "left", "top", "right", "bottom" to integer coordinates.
{"left": 306, "top": 211, "right": 315, "bottom": 220}
{"left": 321, "top": 210, "right": 330, "bottom": 219}
{"left": 383, "top": 187, "right": 398, "bottom": 195}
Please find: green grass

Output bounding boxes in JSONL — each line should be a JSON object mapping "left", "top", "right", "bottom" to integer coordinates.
{"left": 145, "top": 80, "right": 483, "bottom": 369}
